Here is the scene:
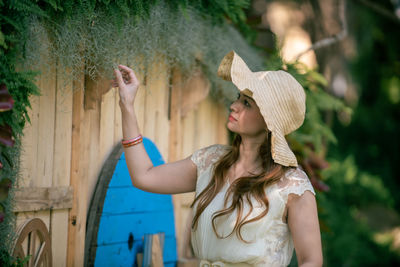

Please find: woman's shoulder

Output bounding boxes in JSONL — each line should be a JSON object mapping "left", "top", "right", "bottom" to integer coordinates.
{"left": 192, "top": 144, "right": 230, "bottom": 158}
{"left": 190, "top": 144, "right": 230, "bottom": 171}
{"left": 277, "top": 167, "right": 316, "bottom": 200}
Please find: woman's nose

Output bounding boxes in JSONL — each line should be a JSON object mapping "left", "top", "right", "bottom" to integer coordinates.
{"left": 230, "top": 100, "right": 240, "bottom": 112}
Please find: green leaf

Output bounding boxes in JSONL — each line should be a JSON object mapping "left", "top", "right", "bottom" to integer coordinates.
{"left": 308, "top": 69, "right": 328, "bottom": 86}
{"left": 0, "top": 31, "right": 7, "bottom": 49}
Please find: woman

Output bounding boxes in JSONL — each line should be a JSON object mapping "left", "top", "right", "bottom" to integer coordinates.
{"left": 113, "top": 51, "right": 323, "bottom": 267}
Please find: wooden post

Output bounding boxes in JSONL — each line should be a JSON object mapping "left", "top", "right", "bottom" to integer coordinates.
{"left": 51, "top": 65, "right": 73, "bottom": 267}
{"left": 139, "top": 233, "right": 165, "bottom": 267}
{"left": 67, "top": 71, "right": 89, "bottom": 267}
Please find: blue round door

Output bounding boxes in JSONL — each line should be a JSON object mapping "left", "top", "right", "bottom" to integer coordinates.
{"left": 86, "top": 137, "right": 177, "bottom": 267}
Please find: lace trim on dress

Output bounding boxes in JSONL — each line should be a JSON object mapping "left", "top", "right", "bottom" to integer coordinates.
{"left": 190, "top": 144, "right": 229, "bottom": 175}
{"left": 278, "top": 167, "right": 316, "bottom": 202}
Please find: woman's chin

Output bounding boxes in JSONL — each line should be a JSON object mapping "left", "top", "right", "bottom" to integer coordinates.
{"left": 227, "top": 122, "right": 238, "bottom": 133}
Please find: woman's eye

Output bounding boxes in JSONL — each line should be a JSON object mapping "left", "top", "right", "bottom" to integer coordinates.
{"left": 236, "top": 93, "right": 241, "bottom": 100}
{"left": 244, "top": 99, "right": 251, "bottom": 107}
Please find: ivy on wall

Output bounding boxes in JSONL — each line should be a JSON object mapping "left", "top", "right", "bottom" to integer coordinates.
{"left": 0, "top": 1, "right": 42, "bottom": 261}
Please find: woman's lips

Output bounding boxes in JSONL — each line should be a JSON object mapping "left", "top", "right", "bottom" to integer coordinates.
{"left": 229, "top": 115, "right": 237, "bottom": 122}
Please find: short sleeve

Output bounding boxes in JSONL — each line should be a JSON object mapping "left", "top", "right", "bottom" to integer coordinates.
{"left": 278, "top": 167, "right": 316, "bottom": 203}
{"left": 190, "top": 144, "right": 229, "bottom": 175}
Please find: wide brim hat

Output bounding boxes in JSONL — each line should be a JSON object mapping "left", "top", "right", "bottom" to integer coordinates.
{"left": 217, "top": 51, "right": 306, "bottom": 167}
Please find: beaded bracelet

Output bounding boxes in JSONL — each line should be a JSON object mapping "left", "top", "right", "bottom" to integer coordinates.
{"left": 122, "top": 134, "right": 143, "bottom": 148}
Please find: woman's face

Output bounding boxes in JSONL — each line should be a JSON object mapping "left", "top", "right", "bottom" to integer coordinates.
{"left": 227, "top": 92, "right": 267, "bottom": 136}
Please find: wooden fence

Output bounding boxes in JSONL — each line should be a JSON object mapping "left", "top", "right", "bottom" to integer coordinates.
{"left": 15, "top": 62, "right": 228, "bottom": 266}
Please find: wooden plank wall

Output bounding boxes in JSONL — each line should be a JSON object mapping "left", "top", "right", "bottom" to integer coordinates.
{"left": 16, "top": 61, "right": 228, "bottom": 266}
{"left": 169, "top": 68, "right": 228, "bottom": 260}
{"left": 18, "top": 63, "right": 73, "bottom": 267}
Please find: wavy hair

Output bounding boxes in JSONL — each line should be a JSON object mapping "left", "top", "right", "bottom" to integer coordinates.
{"left": 191, "top": 132, "right": 290, "bottom": 242}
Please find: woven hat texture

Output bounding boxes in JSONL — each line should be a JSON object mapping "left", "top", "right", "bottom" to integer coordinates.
{"left": 218, "top": 51, "right": 306, "bottom": 167}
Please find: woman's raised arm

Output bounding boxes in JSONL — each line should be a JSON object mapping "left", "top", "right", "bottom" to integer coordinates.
{"left": 113, "top": 65, "right": 197, "bottom": 194}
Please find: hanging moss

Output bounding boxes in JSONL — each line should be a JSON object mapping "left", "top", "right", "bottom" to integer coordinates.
{"left": 22, "top": 1, "right": 262, "bottom": 103}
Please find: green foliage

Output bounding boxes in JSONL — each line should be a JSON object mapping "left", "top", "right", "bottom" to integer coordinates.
{"left": 323, "top": 156, "right": 392, "bottom": 207}
{"left": 0, "top": 0, "right": 42, "bottom": 255}
{"left": 317, "top": 156, "right": 400, "bottom": 266}
{"left": 0, "top": 59, "right": 39, "bottom": 136}
{"left": 0, "top": 143, "right": 20, "bottom": 253}
{"left": 188, "top": 0, "right": 250, "bottom": 24}
{"left": 0, "top": 247, "right": 30, "bottom": 266}
{"left": 331, "top": 0, "right": 400, "bottom": 209}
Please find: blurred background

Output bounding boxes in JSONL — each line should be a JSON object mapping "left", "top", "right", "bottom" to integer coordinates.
{"left": 243, "top": 0, "right": 400, "bottom": 265}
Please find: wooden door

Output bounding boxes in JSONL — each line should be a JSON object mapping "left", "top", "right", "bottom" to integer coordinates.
{"left": 85, "top": 137, "right": 177, "bottom": 266}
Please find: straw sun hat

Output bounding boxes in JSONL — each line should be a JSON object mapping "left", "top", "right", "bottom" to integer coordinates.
{"left": 217, "top": 51, "right": 306, "bottom": 167}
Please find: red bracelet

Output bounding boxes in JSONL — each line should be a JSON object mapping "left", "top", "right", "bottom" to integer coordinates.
{"left": 122, "top": 134, "right": 143, "bottom": 148}
{"left": 122, "top": 134, "right": 142, "bottom": 145}
{"left": 123, "top": 138, "right": 143, "bottom": 148}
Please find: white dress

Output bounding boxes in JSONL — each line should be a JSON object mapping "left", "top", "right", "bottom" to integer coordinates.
{"left": 190, "top": 144, "right": 316, "bottom": 267}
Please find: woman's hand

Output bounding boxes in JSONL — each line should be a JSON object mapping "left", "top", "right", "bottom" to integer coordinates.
{"left": 112, "top": 65, "right": 140, "bottom": 110}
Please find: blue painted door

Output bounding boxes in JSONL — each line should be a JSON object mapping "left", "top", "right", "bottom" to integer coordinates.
{"left": 94, "top": 137, "right": 177, "bottom": 267}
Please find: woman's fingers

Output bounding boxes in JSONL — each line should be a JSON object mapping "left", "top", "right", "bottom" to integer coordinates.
{"left": 113, "top": 68, "right": 125, "bottom": 87}
{"left": 111, "top": 80, "right": 119, "bottom": 88}
{"left": 118, "top": 65, "right": 139, "bottom": 86}
{"left": 113, "top": 65, "right": 140, "bottom": 107}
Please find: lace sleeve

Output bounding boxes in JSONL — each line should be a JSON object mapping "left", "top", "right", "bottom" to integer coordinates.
{"left": 190, "top": 144, "right": 228, "bottom": 175}
{"left": 278, "top": 167, "right": 316, "bottom": 203}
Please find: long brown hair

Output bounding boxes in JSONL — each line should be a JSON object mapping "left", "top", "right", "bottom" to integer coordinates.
{"left": 191, "top": 132, "right": 290, "bottom": 242}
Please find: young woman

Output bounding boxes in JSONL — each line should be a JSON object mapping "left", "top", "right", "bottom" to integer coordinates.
{"left": 112, "top": 51, "right": 323, "bottom": 267}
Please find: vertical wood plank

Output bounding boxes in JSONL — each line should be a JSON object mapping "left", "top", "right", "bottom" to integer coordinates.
{"left": 73, "top": 106, "right": 91, "bottom": 267}
{"left": 51, "top": 67, "right": 73, "bottom": 267}
{"left": 114, "top": 88, "right": 123, "bottom": 145}
{"left": 16, "top": 63, "right": 55, "bottom": 260}
{"left": 181, "top": 105, "right": 197, "bottom": 158}
{"left": 52, "top": 75, "right": 73, "bottom": 186}
{"left": 169, "top": 68, "right": 184, "bottom": 258}
{"left": 134, "top": 70, "right": 146, "bottom": 132}
{"left": 35, "top": 65, "right": 56, "bottom": 188}
{"left": 91, "top": 86, "right": 114, "bottom": 209}
{"left": 168, "top": 68, "right": 183, "bottom": 162}
{"left": 99, "top": 88, "right": 115, "bottom": 166}
{"left": 197, "top": 99, "right": 216, "bottom": 148}
{"left": 179, "top": 104, "right": 199, "bottom": 261}
{"left": 217, "top": 103, "right": 228, "bottom": 144}
{"left": 143, "top": 60, "right": 170, "bottom": 159}
{"left": 87, "top": 104, "right": 101, "bottom": 211}
{"left": 67, "top": 70, "right": 90, "bottom": 266}
{"left": 33, "top": 64, "right": 56, "bottom": 233}
{"left": 19, "top": 93, "right": 39, "bottom": 188}
{"left": 67, "top": 84, "right": 82, "bottom": 267}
